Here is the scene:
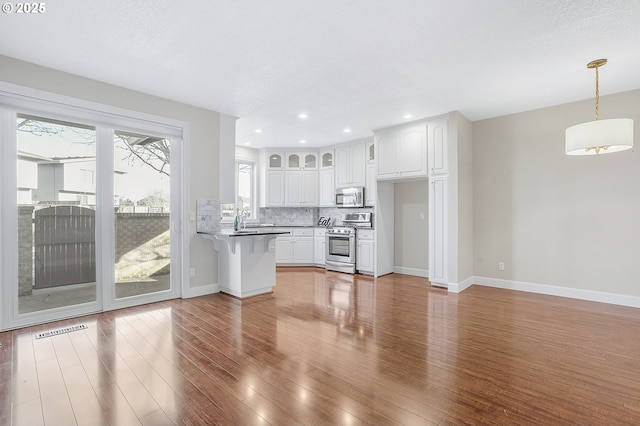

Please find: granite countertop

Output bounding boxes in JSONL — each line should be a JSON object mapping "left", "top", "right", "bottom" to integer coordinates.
{"left": 198, "top": 230, "right": 290, "bottom": 237}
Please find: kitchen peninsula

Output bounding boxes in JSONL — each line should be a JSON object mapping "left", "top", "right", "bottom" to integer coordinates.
{"left": 199, "top": 229, "right": 290, "bottom": 298}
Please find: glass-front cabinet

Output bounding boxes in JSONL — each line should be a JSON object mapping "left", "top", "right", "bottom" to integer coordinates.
{"left": 287, "top": 153, "right": 300, "bottom": 169}
{"left": 267, "top": 151, "right": 284, "bottom": 169}
{"left": 321, "top": 149, "right": 334, "bottom": 168}
{"left": 304, "top": 153, "right": 317, "bottom": 169}
{"left": 367, "top": 141, "right": 375, "bottom": 163}
{"left": 285, "top": 151, "right": 317, "bottom": 170}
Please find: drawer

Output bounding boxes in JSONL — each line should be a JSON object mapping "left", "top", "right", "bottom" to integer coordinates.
{"left": 357, "top": 229, "right": 375, "bottom": 240}
{"left": 314, "top": 228, "right": 327, "bottom": 237}
{"left": 293, "top": 227, "right": 314, "bottom": 237}
{"left": 273, "top": 227, "right": 292, "bottom": 234}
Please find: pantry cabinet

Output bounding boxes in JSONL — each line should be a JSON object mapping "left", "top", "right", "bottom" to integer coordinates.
{"left": 428, "top": 175, "right": 448, "bottom": 286}
{"left": 427, "top": 116, "right": 448, "bottom": 175}
{"left": 375, "top": 123, "right": 427, "bottom": 180}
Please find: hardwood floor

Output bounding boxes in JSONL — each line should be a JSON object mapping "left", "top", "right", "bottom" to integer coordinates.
{"left": 2, "top": 267, "right": 640, "bottom": 425}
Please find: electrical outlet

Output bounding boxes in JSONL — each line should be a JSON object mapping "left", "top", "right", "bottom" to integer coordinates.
{"left": 419, "top": 212, "right": 425, "bottom": 220}
{"left": 189, "top": 268, "right": 195, "bottom": 277}
{"left": 498, "top": 262, "right": 505, "bottom": 271}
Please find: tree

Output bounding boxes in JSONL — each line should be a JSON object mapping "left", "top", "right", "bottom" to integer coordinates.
{"left": 17, "top": 117, "right": 170, "bottom": 176}
{"left": 114, "top": 133, "right": 170, "bottom": 177}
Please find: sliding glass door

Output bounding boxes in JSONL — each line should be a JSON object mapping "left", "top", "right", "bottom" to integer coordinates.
{"left": 16, "top": 115, "right": 98, "bottom": 315}
{"left": 1, "top": 92, "right": 185, "bottom": 330}
{"left": 113, "top": 131, "right": 172, "bottom": 300}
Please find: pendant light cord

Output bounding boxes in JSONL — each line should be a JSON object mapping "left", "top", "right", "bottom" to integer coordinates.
{"left": 595, "top": 65, "right": 600, "bottom": 121}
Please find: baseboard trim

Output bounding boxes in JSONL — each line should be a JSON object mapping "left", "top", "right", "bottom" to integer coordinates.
{"left": 183, "top": 283, "right": 220, "bottom": 299}
{"left": 448, "top": 276, "right": 474, "bottom": 293}
{"left": 219, "top": 286, "right": 273, "bottom": 299}
{"left": 393, "top": 266, "right": 429, "bottom": 278}
{"left": 472, "top": 276, "right": 640, "bottom": 309}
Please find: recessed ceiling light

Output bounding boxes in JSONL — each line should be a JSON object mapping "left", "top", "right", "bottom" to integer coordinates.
{"left": 254, "top": 128, "right": 262, "bottom": 133}
{"left": 298, "top": 113, "right": 308, "bottom": 119}
{"left": 343, "top": 128, "right": 351, "bottom": 133}
{"left": 299, "top": 139, "right": 307, "bottom": 144}
{"left": 403, "top": 114, "right": 413, "bottom": 119}
{"left": 244, "top": 142, "right": 251, "bottom": 146}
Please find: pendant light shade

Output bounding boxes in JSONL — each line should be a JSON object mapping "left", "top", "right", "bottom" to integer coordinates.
{"left": 565, "top": 118, "right": 634, "bottom": 155}
{"left": 565, "top": 59, "right": 634, "bottom": 155}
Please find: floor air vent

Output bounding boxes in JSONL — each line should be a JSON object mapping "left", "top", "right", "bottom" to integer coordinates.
{"left": 35, "top": 324, "right": 87, "bottom": 339}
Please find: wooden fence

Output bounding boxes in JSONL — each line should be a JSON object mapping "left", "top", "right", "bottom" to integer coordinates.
{"left": 34, "top": 206, "right": 96, "bottom": 289}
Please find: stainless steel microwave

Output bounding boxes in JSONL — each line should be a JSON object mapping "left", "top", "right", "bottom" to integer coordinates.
{"left": 335, "top": 187, "right": 364, "bottom": 208}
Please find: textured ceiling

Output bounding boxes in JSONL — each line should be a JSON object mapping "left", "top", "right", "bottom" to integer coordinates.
{"left": 1, "top": 0, "right": 639, "bottom": 148}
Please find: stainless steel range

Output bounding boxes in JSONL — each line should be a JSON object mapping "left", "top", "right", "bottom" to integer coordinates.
{"left": 326, "top": 226, "right": 357, "bottom": 273}
{"left": 325, "top": 213, "right": 372, "bottom": 274}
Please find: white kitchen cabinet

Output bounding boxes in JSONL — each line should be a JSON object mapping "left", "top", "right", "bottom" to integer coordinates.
{"left": 428, "top": 176, "right": 448, "bottom": 287}
{"left": 267, "top": 151, "right": 285, "bottom": 169}
{"left": 357, "top": 229, "right": 375, "bottom": 274}
{"left": 275, "top": 235, "right": 294, "bottom": 263}
{"left": 320, "top": 149, "right": 334, "bottom": 168}
{"left": 366, "top": 140, "right": 375, "bottom": 164}
{"left": 275, "top": 228, "right": 314, "bottom": 264}
{"left": 265, "top": 170, "right": 285, "bottom": 206}
{"left": 319, "top": 168, "right": 335, "bottom": 206}
{"left": 314, "top": 228, "right": 326, "bottom": 266}
{"left": 365, "top": 162, "right": 376, "bottom": 206}
{"left": 285, "top": 171, "right": 318, "bottom": 206}
{"left": 375, "top": 123, "right": 427, "bottom": 180}
{"left": 286, "top": 151, "right": 318, "bottom": 170}
{"left": 335, "top": 142, "right": 365, "bottom": 188}
{"left": 428, "top": 116, "right": 448, "bottom": 175}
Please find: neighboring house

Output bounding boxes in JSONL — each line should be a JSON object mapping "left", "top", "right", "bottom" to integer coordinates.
{"left": 17, "top": 151, "right": 127, "bottom": 206}
{"left": 17, "top": 151, "right": 46, "bottom": 205}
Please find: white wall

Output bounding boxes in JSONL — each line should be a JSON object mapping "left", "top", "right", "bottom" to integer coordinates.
{"left": 473, "top": 89, "right": 640, "bottom": 297}
{"left": 0, "top": 55, "right": 221, "bottom": 290}
{"left": 236, "top": 145, "right": 259, "bottom": 162}
{"left": 393, "top": 181, "right": 428, "bottom": 271}
{"left": 452, "top": 112, "right": 474, "bottom": 284}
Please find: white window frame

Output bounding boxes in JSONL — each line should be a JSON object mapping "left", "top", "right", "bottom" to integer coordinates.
{"left": 222, "top": 159, "right": 258, "bottom": 223}
{"left": 0, "top": 81, "right": 189, "bottom": 330}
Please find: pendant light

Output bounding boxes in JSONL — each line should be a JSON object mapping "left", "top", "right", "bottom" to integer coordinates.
{"left": 565, "top": 59, "right": 634, "bottom": 155}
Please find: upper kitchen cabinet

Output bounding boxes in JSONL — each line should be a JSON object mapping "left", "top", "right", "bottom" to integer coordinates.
{"left": 320, "top": 149, "right": 334, "bottom": 169}
{"left": 375, "top": 123, "right": 427, "bottom": 180}
{"left": 286, "top": 151, "right": 318, "bottom": 170}
{"left": 265, "top": 170, "right": 286, "bottom": 206}
{"left": 267, "top": 151, "right": 285, "bottom": 169}
{"left": 285, "top": 170, "right": 318, "bottom": 206}
{"left": 427, "top": 115, "right": 448, "bottom": 175}
{"left": 319, "top": 149, "right": 335, "bottom": 206}
{"left": 366, "top": 140, "right": 375, "bottom": 164}
{"left": 335, "top": 141, "right": 366, "bottom": 188}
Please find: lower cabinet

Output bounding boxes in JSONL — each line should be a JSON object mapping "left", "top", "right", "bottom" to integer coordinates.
{"left": 275, "top": 228, "right": 314, "bottom": 264}
{"left": 356, "top": 229, "right": 375, "bottom": 274}
{"left": 314, "top": 228, "right": 326, "bottom": 266}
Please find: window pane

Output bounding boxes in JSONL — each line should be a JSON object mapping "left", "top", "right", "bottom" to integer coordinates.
{"left": 238, "top": 162, "right": 253, "bottom": 218}
{"left": 16, "top": 114, "right": 97, "bottom": 314}
{"left": 114, "top": 131, "right": 171, "bottom": 299}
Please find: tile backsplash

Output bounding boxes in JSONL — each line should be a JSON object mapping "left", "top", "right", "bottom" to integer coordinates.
{"left": 259, "top": 207, "right": 318, "bottom": 226}
{"left": 260, "top": 207, "right": 374, "bottom": 227}
{"left": 196, "top": 199, "right": 221, "bottom": 233}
